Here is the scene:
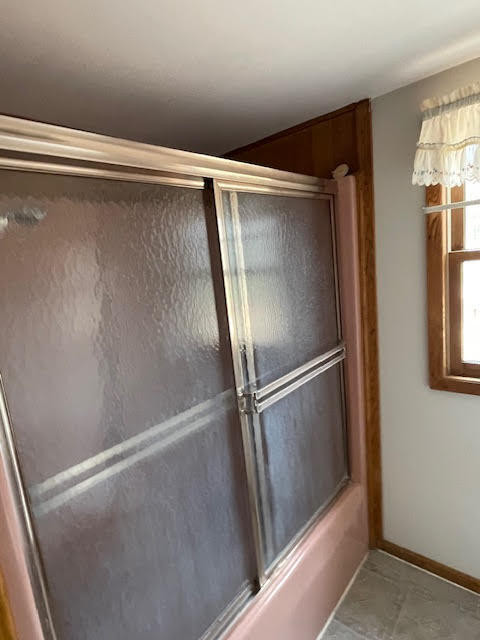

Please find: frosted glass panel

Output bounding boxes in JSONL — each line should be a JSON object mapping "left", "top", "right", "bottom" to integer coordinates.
{"left": 33, "top": 405, "right": 253, "bottom": 640}
{"left": 0, "top": 171, "right": 254, "bottom": 639}
{"left": 218, "top": 186, "right": 347, "bottom": 567}
{"left": 0, "top": 172, "right": 230, "bottom": 486}
{"left": 462, "top": 260, "right": 480, "bottom": 363}
{"left": 261, "top": 364, "right": 348, "bottom": 565}
{"left": 224, "top": 192, "right": 338, "bottom": 388}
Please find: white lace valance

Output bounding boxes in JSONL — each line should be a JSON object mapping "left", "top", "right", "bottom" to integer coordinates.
{"left": 412, "top": 83, "right": 480, "bottom": 187}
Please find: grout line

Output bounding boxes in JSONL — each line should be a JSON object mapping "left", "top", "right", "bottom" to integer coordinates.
{"left": 315, "top": 552, "right": 369, "bottom": 640}
{"left": 376, "top": 549, "right": 480, "bottom": 597}
{"left": 388, "top": 582, "right": 411, "bottom": 640}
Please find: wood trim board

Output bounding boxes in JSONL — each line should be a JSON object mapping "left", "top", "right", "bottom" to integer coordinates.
{"left": 353, "top": 100, "right": 382, "bottom": 547}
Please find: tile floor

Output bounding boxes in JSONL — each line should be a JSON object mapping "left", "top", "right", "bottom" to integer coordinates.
{"left": 321, "top": 551, "right": 480, "bottom": 639}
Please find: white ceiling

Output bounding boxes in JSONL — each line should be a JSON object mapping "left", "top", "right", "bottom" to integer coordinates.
{"left": 1, "top": 0, "right": 480, "bottom": 155}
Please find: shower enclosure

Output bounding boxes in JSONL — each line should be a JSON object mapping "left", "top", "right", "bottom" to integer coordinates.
{"left": 0, "top": 116, "right": 367, "bottom": 640}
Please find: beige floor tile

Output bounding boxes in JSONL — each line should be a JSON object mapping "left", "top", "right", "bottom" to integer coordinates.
{"left": 365, "top": 551, "right": 479, "bottom": 614}
{"left": 330, "top": 552, "right": 480, "bottom": 640}
{"left": 390, "top": 590, "right": 458, "bottom": 639}
{"left": 322, "top": 620, "right": 366, "bottom": 639}
{"left": 335, "top": 568, "right": 404, "bottom": 639}
{"left": 456, "top": 612, "right": 480, "bottom": 640}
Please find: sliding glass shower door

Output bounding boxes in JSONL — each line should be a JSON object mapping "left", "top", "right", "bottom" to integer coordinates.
{"left": 214, "top": 183, "right": 348, "bottom": 570}
{"left": 0, "top": 135, "right": 349, "bottom": 640}
{"left": 0, "top": 171, "right": 255, "bottom": 640}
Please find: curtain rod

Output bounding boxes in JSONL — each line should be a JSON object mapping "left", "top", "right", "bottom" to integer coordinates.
{"left": 423, "top": 197, "right": 480, "bottom": 214}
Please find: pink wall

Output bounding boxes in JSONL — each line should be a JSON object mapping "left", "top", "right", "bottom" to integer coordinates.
{"left": 225, "top": 175, "right": 368, "bottom": 640}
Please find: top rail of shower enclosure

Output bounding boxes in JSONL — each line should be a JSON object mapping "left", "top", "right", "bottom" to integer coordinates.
{"left": 0, "top": 114, "right": 336, "bottom": 194}
{"left": 0, "top": 113, "right": 342, "bottom": 640}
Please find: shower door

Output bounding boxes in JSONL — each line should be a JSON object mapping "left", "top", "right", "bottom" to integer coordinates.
{"left": 0, "top": 170, "right": 256, "bottom": 640}
{"left": 214, "top": 181, "right": 349, "bottom": 572}
{"left": 0, "top": 116, "right": 350, "bottom": 640}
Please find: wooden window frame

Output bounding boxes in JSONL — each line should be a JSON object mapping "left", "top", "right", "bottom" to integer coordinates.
{"left": 427, "top": 184, "right": 480, "bottom": 395}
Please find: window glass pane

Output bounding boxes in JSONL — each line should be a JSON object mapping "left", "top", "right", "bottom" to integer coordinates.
{"left": 464, "top": 182, "right": 480, "bottom": 249}
{"left": 462, "top": 260, "right": 480, "bottom": 363}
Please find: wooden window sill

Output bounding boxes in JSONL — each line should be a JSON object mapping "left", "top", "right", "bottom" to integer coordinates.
{"left": 430, "top": 374, "right": 480, "bottom": 396}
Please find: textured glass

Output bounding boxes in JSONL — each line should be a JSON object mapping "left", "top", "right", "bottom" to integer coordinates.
{"left": 33, "top": 406, "right": 253, "bottom": 640}
{"left": 0, "top": 171, "right": 254, "bottom": 639}
{"left": 462, "top": 260, "right": 480, "bottom": 363}
{"left": 261, "top": 364, "right": 348, "bottom": 565}
{"left": 0, "top": 172, "right": 230, "bottom": 486}
{"left": 224, "top": 191, "right": 339, "bottom": 388}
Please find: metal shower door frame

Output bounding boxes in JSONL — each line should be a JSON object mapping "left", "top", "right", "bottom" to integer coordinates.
{"left": 212, "top": 178, "right": 348, "bottom": 586}
{"left": 0, "top": 114, "right": 341, "bottom": 640}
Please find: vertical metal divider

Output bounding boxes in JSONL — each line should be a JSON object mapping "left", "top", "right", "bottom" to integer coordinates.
{"left": 0, "top": 373, "right": 57, "bottom": 640}
{"left": 212, "top": 181, "right": 272, "bottom": 586}
{"left": 330, "top": 195, "right": 351, "bottom": 477}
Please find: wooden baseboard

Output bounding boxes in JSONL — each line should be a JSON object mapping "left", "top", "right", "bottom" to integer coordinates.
{"left": 378, "top": 539, "right": 480, "bottom": 594}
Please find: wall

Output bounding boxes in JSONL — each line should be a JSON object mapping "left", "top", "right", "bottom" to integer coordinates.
{"left": 372, "top": 57, "right": 480, "bottom": 578}
{"left": 226, "top": 103, "right": 360, "bottom": 176}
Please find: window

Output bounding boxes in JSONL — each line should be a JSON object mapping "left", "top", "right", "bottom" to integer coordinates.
{"left": 427, "top": 183, "right": 480, "bottom": 395}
